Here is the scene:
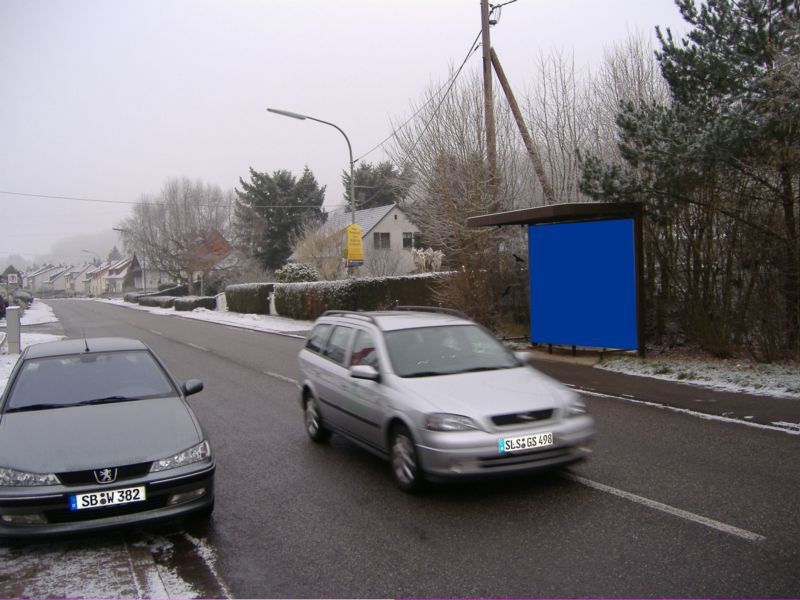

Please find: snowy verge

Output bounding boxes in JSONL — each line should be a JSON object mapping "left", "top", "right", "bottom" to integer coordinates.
{"left": 597, "top": 354, "right": 800, "bottom": 400}
{"left": 0, "top": 298, "right": 60, "bottom": 327}
{"left": 91, "top": 297, "right": 313, "bottom": 334}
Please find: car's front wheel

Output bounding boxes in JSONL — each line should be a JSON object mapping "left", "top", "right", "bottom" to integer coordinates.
{"left": 390, "top": 424, "right": 423, "bottom": 493}
{"left": 304, "top": 394, "right": 331, "bottom": 443}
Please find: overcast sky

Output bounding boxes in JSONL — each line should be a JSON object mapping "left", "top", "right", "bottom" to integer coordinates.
{"left": 0, "top": 0, "right": 689, "bottom": 259}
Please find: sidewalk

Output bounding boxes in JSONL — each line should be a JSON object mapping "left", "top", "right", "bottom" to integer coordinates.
{"left": 530, "top": 356, "right": 800, "bottom": 435}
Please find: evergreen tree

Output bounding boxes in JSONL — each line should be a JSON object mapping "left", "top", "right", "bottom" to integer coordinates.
{"left": 107, "top": 246, "right": 123, "bottom": 263}
{"left": 581, "top": 0, "right": 800, "bottom": 358}
{"left": 235, "top": 167, "right": 325, "bottom": 270}
{"left": 342, "top": 161, "right": 411, "bottom": 210}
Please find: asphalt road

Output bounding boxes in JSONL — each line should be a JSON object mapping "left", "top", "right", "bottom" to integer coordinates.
{"left": 2, "top": 299, "right": 799, "bottom": 598}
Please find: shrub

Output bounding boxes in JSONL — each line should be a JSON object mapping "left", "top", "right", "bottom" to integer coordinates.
{"left": 137, "top": 296, "right": 175, "bottom": 308}
{"left": 225, "top": 283, "right": 274, "bottom": 315}
{"left": 275, "top": 263, "right": 320, "bottom": 283}
{"left": 174, "top": 296, "right": 217, "bottom": 311}
{"left": 273, "top": 273, "right": 451, "bottom": 321}
{"left": 124, "top": 292, "right": 145, "bottom": 303}
{"left": 12, "top": 290, "right": 32, "bottom": 308}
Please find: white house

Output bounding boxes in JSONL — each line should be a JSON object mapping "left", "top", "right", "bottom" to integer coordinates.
{"left": 291, "top": 203, "right": 421, "bottom": 276}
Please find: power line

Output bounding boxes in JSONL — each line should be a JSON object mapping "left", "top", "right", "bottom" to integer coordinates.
{"left": 401, "top": 30, "right": 483, "bottom": 159}
{"left": 355, "top": 29, "right": 483, "bottom": 163}
{"left": 0, "top": 190, "right": 347, "bottom": 210}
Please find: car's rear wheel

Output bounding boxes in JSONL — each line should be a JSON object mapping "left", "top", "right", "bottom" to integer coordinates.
{"left": 390, "top": 424, "right": 423, "bottom": 493}
{"left": 304, "top": 394, "right": 331, "bottom": 442}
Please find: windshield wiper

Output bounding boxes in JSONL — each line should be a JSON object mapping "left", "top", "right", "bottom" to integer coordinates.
{"left": 403, "top": 371, "right": 446, "bottom": 378}
{"left": 5, "top": 403, "right": 70, "bottom": 413}
{"left": 74, "top": 396, "right": 140, "bottom": 406}
{"left": 457, "top": 366, "right": 511, "bottom": 374}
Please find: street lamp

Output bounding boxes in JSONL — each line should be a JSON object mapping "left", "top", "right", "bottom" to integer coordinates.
{"left": 266, "top": 108, "right": 356, "bottom": 226}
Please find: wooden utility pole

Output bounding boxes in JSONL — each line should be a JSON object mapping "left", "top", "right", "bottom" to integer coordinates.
{"left": 490, "top": 47, "right": 556, "bottom": 204}
{"left": 480, "top": 0, "right": 498, "bottom": 208}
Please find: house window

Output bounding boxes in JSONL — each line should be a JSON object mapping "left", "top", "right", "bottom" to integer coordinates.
{"left": 403, "top": 232, "right": 420, "bottom": 250}
{"left": 373, "top": 232, "right": 391, "bottom": 250}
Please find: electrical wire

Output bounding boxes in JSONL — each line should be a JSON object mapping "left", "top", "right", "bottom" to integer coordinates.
{"left": 2, "top": 25, "right": 497, "bottom": 211}
{"left": 355, "top": 29, "right": 483, "bottom": 163}
{"left": 0, "top": 190, "right": 347, "bottom": 210}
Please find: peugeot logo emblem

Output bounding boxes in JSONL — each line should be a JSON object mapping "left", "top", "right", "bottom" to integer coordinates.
{"left": 94, "top": 468, "right": 118, "bottom": 484}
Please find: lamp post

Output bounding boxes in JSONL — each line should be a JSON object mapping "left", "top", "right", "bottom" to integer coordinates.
{"left": 266, "top": 108, "right": 356, "bottom": 227}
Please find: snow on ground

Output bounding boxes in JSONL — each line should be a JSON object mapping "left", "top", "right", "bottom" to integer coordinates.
{"left": 0, "top": 298, "right": 60, "bottom": 326}
{"left": 93, "top": 297, "right": 313, "bottom": 335}
{"left": 597, "top": 354, "right": 800, "bottom": 400}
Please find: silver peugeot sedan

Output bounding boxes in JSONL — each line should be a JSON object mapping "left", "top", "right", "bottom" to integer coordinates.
{"left": 297, "top": 307, "right": 594, "bottom": 492}
{"left": 0, "top": 337, "right": 215, "bottom": 537}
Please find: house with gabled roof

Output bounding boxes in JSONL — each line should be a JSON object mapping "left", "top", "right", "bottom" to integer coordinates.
{"left": 289, "top": 203, "right": 421, "bottom": 276}
{"left": 24, "top": 265, "right": 64, "bottom": 291}
{"left": 103, "top": 257, "right": 134, "bottom": 294}
{"left": 41, "top": 266, "right": 71, "bottom": 294}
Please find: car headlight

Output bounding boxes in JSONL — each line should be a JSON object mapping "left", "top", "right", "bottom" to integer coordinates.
{"left": 565, "top": 399, "right": 587, "bottom": 417}
{"left": 150, "top": 440, "right": 212, "bottom": 473}
{"left": 425, "top": 413, "right": 482, "bottom": 432}
{"left": 0, "top": 466, "right": 60, "bottom": 487}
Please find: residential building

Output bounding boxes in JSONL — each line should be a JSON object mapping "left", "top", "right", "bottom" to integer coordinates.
{"left": 290, "top": 203, "right": 421, "bottom": 276}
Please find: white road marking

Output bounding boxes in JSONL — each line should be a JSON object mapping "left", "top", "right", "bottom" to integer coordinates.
{"left": 264, "top": 371, "right": 298, "bottom": 385}
{"left": 187, "top": 342, "right": 209, "bottom": 352}
{"left": 578, "top": 388, "right": 800, "bottom": 435}
{"left": 148, "top": 329, "right": 163, "bottom": 336}
{"left": 564, "top": 473, "right": 767, "bottom": 544}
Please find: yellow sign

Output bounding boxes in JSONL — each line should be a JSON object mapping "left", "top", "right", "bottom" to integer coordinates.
{"left": 346, "top": 223, "right": 364, "bottom": 267}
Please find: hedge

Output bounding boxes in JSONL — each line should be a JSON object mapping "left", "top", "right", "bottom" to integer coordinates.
{"left": 174, "top": 296, "right": 217, "bottom": 312}
{"left": 137, "top": 296, "right": 176, "bottom": 309}
{"left": 273, "top": 273, "right": 450, "bottom": 321}
{"left": 224, "top": 283, "right": 275, "bottom": 315}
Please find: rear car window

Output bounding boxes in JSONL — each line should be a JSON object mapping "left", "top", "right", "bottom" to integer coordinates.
{"left": 4, "top": 350, "right": 177, "bottom": 412}
{"left": 305, "top": 323, "right": 332, "bottom": 354}
{"left": 322, "top": 326, "right": 353, "bottom": 366}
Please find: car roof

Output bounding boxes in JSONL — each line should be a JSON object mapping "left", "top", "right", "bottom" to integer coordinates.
{"left": 320, "top": 310, "right": 474, "bottom": 332}
{"left": 23, "top": 337, "right": 150, "bottom": 359}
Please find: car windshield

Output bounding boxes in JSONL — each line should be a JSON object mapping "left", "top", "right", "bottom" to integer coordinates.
{"left": 384, "top": 324, "right": 520, "bottom": 378}
{"left": 3, "top": 350, "right": 177, "bottom": 413}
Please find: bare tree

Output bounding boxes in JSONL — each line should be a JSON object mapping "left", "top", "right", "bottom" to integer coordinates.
{"left": 363, "top": 249, "right": 406, "bottom": 278}
{"left": 290, "top": 216, "right": 345, "bottom": 281}
{"left": 118, "top": 178, "right": 234, "bottom": 288}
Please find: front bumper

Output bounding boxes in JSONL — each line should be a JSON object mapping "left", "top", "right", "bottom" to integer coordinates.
{"left": 416, "top": 416, "right": 594, "bottom": 479}
{"left": 0, "top": 462, "right": 214, "bottom": 539}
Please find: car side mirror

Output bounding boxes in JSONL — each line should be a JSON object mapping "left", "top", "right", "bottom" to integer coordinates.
{"left": 514, "top": 351, "right": 534, "bottom": 367}
{"left": 182, "top": 379, "right": 204, "bottom": 396}
{"left": 350, "top": 365, "right": 380, "bottom": 382}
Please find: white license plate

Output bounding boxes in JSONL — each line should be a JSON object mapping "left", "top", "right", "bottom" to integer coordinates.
{"left": 498, "top": 432, "right": 554, "bottom": 453}
{"left": 69, "top": 486, "right": 146, "bottom": 511}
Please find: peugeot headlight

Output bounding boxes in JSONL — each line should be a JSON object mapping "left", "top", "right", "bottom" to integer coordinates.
{"left": 565, "top": 399, "right": 587, "bottom": 417}
{"left": 0, "top": 466, "right": 60, "bottom": 487}
{"left": 425, "top": 413, "right": 481, "bottom": 432}
{"left": 150, "top": 440, "right": 212, "bottom": 473}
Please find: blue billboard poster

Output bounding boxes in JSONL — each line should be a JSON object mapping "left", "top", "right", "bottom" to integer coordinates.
{"left": 529, "top": 218, "right": 639, "bottom": 350}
